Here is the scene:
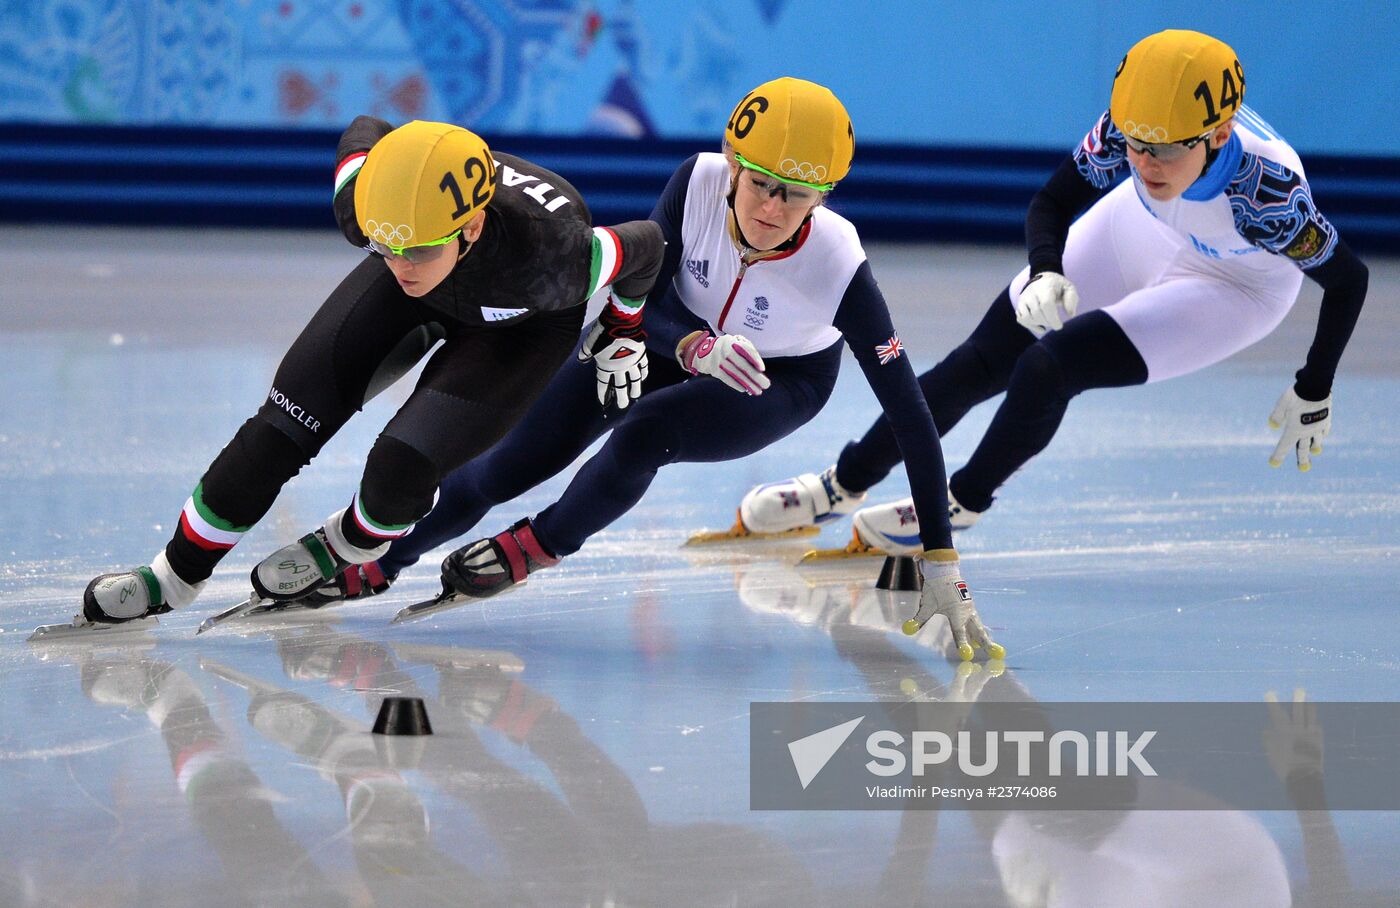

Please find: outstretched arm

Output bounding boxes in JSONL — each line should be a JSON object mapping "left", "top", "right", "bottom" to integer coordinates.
{"left": 833, "top": 262, "right": 951, "bottom": 550}
{"left": 1229, "top": 162, "right": 1370, "bottom": 469}
{"left": 833, "top": 264, "right": 1003, "bottom": 660}
{"left": 577, "top": 219, "right": 666, "bottom": 409}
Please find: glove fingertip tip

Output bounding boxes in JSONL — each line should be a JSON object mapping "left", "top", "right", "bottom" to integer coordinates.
{"left": 957, "top": 644, "right": 975, "bottom": 662}
{"left": 901, "top": 619, "right": 921, "bottom": 636}
{"left": 987, "top": 643, "right": 1006, "bottom": 660}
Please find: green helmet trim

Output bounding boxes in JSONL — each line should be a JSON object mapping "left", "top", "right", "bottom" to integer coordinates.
{"left": 734, "top": 152, "right": 835, "bottom": 192}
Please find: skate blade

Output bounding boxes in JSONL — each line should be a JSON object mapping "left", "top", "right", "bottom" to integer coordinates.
{"left": 684, "top": 510, "right": 820, "bottom": 546}
{"left": 195, "top": 596, "right": 270, "bottom": 635}
{"left": 196, "top": 594, "right": 350, "bottom": 635}
{"left": 391, "top": 588, "right": 470, "bottom": 625}
{"left": 28, "top": 615, "right": 160, "bottom": 642}
{"left": 797, "top": 533, "right": 885, "bottom": 563}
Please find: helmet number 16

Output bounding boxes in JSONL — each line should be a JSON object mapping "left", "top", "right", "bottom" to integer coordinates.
{"left": 1193, "top": 60, "right": 1246, "bottom": 128}
{"left": 728, "top": 93, "right": 768, "bottom": 139}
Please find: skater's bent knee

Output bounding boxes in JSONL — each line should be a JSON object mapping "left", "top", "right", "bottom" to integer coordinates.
{"left": 1009, "top": 342, "right": 1073, "bottom": 400}
{"left": 604, "top": 416, "right": 679, "bottom": 472}
{"left": 361, "top": 435, "right": 440, "bottom": 525}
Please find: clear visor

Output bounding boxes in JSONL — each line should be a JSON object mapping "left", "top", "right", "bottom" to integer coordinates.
{"left": 368, "top": 228, "right": 462, "bottom": 264}
{"left": 734, "top": 155, "right": 828, "bottom": 208}
{"left": 1123, "top": 130, "right": 1213, "bottom": 163}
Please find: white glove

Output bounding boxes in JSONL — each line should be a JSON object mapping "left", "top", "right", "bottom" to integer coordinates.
{"left": 1263, "top": 689, "right": 1323, "bottom": 785}
{"left": 1267, "top": 386, "right": 1332, "bottom": 471}
{"left": 578, "top": 319, "right": 648, "bottom": 409}
{"left": 902, "top": 557, "right": 1004, "bottom": 662}
{"left": 677, "top": 329, "right": 771, "bottom": 396}
{"left": 1015, "top": 271, "right": 1079, "bottom": 335}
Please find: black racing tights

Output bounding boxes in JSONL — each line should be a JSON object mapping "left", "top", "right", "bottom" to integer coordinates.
{"left": 164, "top": 256, "right": 583, "bottom": 586}
{"left": 834, "top": 287, "right": 1148, "bottom": 513}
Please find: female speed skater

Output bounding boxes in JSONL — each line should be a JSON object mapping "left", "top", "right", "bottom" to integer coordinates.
{"left": 50, "top": 116, "right": 664, "bottom": 636}
{"left": 347, "top": 77, "right": 1004, "bottom": 660}
{"left": 732, "top": 30, "right": 1370, "bottom": 556}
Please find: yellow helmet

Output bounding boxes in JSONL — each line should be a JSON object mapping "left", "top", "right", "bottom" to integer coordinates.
{"left": 355, "top": 120, "right": 496, "bottom": 252}
{"left": 725, "top": 77, "right": 854, "bottom": 190}
{"left": 1110, "top": 29, "right": 1245, "bottom": 144}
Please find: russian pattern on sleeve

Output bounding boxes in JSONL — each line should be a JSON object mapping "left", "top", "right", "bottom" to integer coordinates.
{"left": 1226, "top": 154, "right": 1340, "bottom": 270}
{"left": 1295, "top": 241, "right": 1369, "bottom": 400}
{"left": 1025, "top": 155, "right": 1111, "bottom": 277}
{"left": 832, "top": 262, "right": 953, "bottom": 551}
{"left": 1072, "top": 111, "right": 1129, "bottom": 189}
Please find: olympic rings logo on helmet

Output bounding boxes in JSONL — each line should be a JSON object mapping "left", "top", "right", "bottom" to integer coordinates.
{"left": 364, "top": 220, "right": 414, "bottom": 246}
{"left": 1121, "top": 121, "right": 1170, "bottom": 143}
{"left": 778, "top": 159, "right": 828, "bottom": 184}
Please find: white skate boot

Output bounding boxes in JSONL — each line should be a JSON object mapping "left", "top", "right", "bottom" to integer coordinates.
{"left": 688, "top": 466, "right": 864, "bottom": 544}
{"left": 799, "top": 490, "right": 984, "bottom": 561}
{"left": 32, "top": 552, "right": 205, "bottom": 640}
{"left": 199, "top": 509, "right": 391, "bottom": 635}
{"left": 249, "top": 509, "right": 391, "bottom": 604}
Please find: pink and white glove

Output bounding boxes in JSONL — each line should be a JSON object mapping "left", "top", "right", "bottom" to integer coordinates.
{"left": 676, "top": 329, "right": 771, "bottom": 396}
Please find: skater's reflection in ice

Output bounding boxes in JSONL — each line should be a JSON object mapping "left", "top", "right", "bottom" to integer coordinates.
{"left": 78, "top": 652, "right": 349, "bottom": 907}
{"left": 730, "top": 561, "right": 1374, "bottom": 907}
{"left": 238, "top": 622, "right": 820, "bottom": 907}
{"left": 67, "top": 609, "right": 1378, "bottom": 907}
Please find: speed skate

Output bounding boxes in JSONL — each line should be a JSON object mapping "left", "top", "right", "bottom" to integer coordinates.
{"left": 696, "top": 468, "right": 866, "bottom": 547}
{"left": 28, "top": 614, "right": 161, "bottom": 642}
{"left": 684, "top": 510, "right": 820, "bottom": 545}
{"left": 797, "top": 528, "right": 887, "bottom": 562}
{"left": 195, "top": 594, "right": 350, "bottom": 635}
{"left": 390, "top": 585, "right": 475, "bottom": 624}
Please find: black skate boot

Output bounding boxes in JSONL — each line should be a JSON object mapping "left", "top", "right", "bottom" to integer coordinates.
{"left": 441, "top": 518, "right": 560, "bottom": 600}
{"left": 302, "top": 560, "right": 396, "bottom": 606}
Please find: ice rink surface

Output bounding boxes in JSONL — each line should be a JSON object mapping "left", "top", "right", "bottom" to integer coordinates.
{"left": 1, "top": 227, "right": 1397, "bottom": 906}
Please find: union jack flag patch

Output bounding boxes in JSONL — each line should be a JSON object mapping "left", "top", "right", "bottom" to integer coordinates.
{"left": 875, "top": 334, "right": 904, "bottom": 365}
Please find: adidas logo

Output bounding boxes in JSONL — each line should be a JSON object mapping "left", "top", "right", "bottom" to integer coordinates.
{"left": 685, "top": 258, "right": 710, "bottom": 287}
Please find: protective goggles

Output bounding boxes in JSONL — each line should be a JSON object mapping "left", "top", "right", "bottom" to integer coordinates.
{"left": 1123, "top": 130, "right": 1213, "bottom": 163}
{"left": 368, "top": 228, "right": 462, "bottom": 264}
{"left": 734, "top": 154, "right": 830, "bottom": 207}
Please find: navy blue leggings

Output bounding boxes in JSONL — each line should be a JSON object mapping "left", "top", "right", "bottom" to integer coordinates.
{"left": 382, "top": 338, "right": 842, "bottom": 573}
{"left": 835, "top": 289, "right": 1147, "bottom": 513}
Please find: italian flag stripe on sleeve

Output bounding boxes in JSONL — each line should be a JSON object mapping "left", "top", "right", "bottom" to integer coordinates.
{"left": 178, "top": 483, "right": 250, "bottom": 551}
{"left": 586, "top": 226, "right": 624, "bottom": 298}
{"left": 334, "top": 152, "right": 368, "bottom": 198}
{"left": 609, "top": 294, "right": 644, "bottom": 317}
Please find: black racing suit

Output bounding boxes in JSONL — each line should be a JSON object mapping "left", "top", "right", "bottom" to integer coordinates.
{"left": 163, "top": 116, "right": 664, "bottom": 588}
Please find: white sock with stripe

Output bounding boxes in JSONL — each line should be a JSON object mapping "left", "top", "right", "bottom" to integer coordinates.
{"left": 148, "top": 549, "right": 206, "bottom": 610}
{"left": 324, "top": 507, "right": 392, "bottom": 565}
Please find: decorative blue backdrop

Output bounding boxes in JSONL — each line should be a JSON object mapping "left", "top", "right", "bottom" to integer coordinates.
{"left": 3, "top": 1, "right": 1397, "bottom": 249}
{"left": 2, "top": 0, "right": 1394, "bottom": 155}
